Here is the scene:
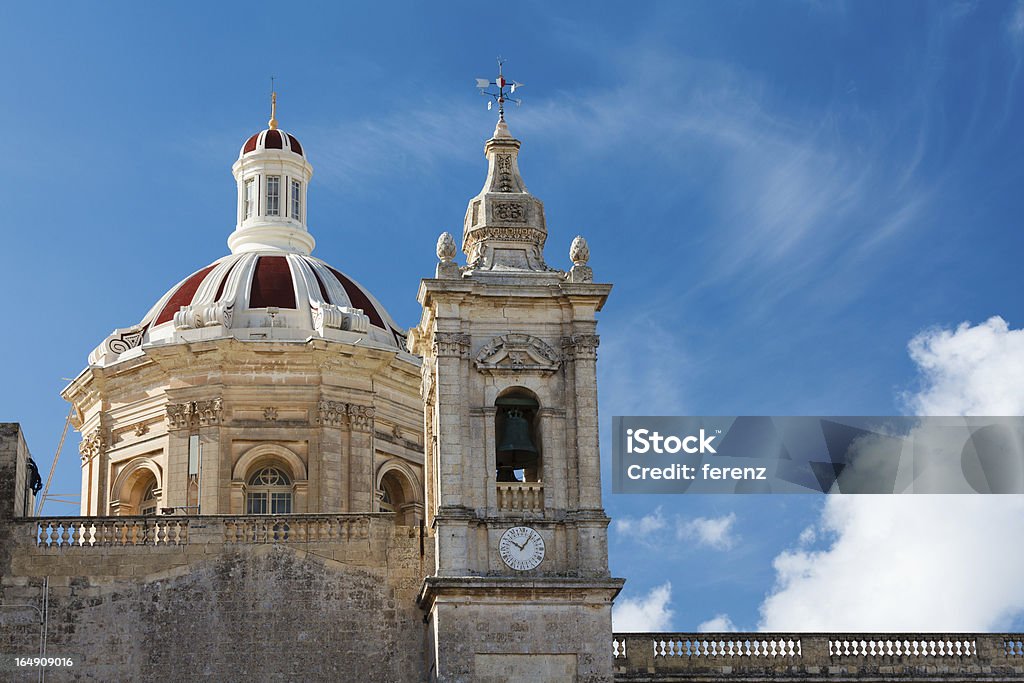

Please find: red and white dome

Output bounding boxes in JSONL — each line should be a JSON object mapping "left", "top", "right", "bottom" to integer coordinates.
{"left": 90, "top": 252, "right": 406, "bottom": 365}
{"left": 88, "top": 103, "right": 409, "bottom": 366}
{"left": 240, "top": 128, "right": 305, "bottom": 158}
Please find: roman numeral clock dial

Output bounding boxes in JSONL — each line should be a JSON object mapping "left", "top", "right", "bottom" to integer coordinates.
{"left": 499, "top": 526, "right": 546, "bottom": 571}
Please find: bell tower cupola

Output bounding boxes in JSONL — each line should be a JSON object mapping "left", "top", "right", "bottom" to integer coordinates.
{"left": 229, "top": 90, "right": 315, "bottom": 255}
{"left": 462, "top": 118, "right": 550, "bottom": 272}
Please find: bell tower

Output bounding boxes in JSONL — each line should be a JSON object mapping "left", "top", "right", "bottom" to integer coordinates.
{"left": 411, "top": 76, "right": 623, "bottom": 681}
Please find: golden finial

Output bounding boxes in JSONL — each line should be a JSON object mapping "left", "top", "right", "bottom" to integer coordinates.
{"left": 268, "top": 76, "right": 278, "bottom": 130}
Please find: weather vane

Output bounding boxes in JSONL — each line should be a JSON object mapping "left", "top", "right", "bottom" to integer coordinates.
{"left": 476, "top": 58, "right": 523, "bottom": 120}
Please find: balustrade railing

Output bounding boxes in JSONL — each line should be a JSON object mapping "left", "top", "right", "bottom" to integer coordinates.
{"left": 36, "top": 517, "right": 188, "bottom": 547}
{"left": 496, "top": 482, "right": 544, "bottom": 512}
{"left": 221, "top": 515, "right": 371, "bottom": 543}
{"left": 30, "top": 514, "right": 387, "bottom": 549}
{"left": 612, "top": 633, "right": 1024, "bottom": 678}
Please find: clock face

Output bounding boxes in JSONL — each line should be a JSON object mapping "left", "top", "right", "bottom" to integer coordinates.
{"left": 499, "top": 526, "right": 546, "bottom": 571}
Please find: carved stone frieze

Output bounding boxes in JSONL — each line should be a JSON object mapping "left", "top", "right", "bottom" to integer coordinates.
{"left": 493, "top": 202, "right": 526, "bottom": 222}
{"left": 475, "top": 334, "right": 561, "bottom": 375}
{"left": 79, "top": 428, "right": 108, "bottom": 462}
{"left": 165, "top": 398, "right": 223, "bottom": 430}
{"left": 134, "top": 423, "right": 150, "bottom": 437}
{"left": 316, "top": 400, "right": 375, "bottom": 431}
{"left": 433, "top": 332, "right": 471, "bottom": 359}
{"left": 561, "top": 334, "right": 600, "bottom": 361}
{"left": 464, "top": 226, "right": 546, "bottom": 251}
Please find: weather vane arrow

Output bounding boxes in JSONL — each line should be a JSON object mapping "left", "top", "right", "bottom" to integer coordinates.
{"left": 475, "top": 58, "right": 523, "bottom": 121}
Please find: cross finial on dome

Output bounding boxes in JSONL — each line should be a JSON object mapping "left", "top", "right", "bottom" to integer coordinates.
{"left": 475, "top": 58, "right": 523, "bottom": 123}
{"left": 268, "top": 77, "right": 278, "bottom": 130}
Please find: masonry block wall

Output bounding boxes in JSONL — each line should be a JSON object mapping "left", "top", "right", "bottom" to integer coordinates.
{"left": 1, "top": 429, "right": 431, "bottom": 683}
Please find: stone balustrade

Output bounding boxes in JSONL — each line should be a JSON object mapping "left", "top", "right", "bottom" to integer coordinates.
{"left": 496, "top": 482, "right": 544, "bottom": 512}
{"left": 612, "top": 633, "right": 1024, "bottom": 680}
{"left": 221, "top": 514, "right": 372, "bottom": 543}
{"left": 35, "top": 516, "right": 189, "bottom": 547}
{"left": 30, "top": 513, "right": 398, "bottom": 549}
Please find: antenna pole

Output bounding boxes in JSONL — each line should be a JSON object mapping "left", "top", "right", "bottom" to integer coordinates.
{"left": 36, "top": 408, "right": 73, "bottom": 515}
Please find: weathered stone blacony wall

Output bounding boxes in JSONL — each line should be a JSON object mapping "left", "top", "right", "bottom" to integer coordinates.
{"left": 1, "top": 483, "right": 429, "bottom": 682}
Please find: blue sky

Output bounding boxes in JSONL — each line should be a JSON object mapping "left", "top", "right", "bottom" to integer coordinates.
{"left": 3, "top": 1, "right": 1024, "bottom": 632}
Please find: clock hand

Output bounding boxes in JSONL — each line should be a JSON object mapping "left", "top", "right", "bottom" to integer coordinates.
{"left": 512, "top": 539, "right": 528, "bottom": 551}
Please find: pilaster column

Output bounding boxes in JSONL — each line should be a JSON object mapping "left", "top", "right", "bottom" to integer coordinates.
{"left": 347, "top": 403, "right": 375, "bottom": 512}
{"left": 563, "top": 334, "right": 602, "bottom": 510}
{"left": 433, "top": 332, "right": 471, "bottom": 509}
{"left": 316, "top": 400, "right": 347, "bottom": 512}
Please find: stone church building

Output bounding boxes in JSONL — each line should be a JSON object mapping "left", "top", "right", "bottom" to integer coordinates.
{"left": 1, "top": 101, "right": 1023, "bottom": 682}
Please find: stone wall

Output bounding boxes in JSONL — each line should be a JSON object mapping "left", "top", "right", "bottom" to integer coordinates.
{"left": 0, "top": 513, "right": 431, "bottom": 682}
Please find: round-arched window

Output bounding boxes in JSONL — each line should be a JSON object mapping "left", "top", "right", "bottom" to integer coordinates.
{"left": 246, "top": 466, "right": 292, "bottom": 514}
{"left": 140, "top": 480, "right": 158, "bottom": 516}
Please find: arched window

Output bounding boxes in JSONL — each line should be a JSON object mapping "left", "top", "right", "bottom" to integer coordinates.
{"left": 140, "top": 481, "right": 159, "bottom": 516}
{"left": 246, "top": 466, "right": 292, "bottom": 514}
{"left": 495, "top": 390, "right": 541, "bottom": 483}
{"left": 377, "top": 466, "right": 420, "bottom": 526}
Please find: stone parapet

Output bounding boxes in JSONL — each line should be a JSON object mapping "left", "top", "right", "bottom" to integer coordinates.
{"left": 611, "top": 632, "right": 1024, "bottom": 680}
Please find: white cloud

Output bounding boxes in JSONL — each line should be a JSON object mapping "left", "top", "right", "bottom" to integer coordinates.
{"left": 613, "top": 582, "right": 674, "bottom": 632}
{"left": 613, "top": 507, "right": 668, "bottom": 539}
{"left": 760, "top": 317, "right": 1024, "bottom": 631}
{"left": 904, "top": 316, "right": 1024, "bottom": 416}
{"left": 677, "top": 513, "right": 738, "bottom": 551}
{"left": 614, "top": 508, "right": 737, "bottom": 552}
{"left": 698, "top": 614, "right": 739, "bottom": 633}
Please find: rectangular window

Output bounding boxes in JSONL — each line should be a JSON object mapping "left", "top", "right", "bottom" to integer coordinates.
{"left": 267, "top": 176, "right": 280, "bottom": 216}
{"left": 246, "top": 492, "right": 267, "bottom": 515}
{"left": 271, "top": 492, "right": 292, "bottom": 514}
{"left": 244, "top": 178, "right": 256, "bottom": 219}
{"left": 290, "top": 179, "right": 301, "bottom": 220}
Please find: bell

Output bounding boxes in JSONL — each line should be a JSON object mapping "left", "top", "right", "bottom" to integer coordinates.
{"left": 496, "top": 409, "right": 538, "bottom": 471}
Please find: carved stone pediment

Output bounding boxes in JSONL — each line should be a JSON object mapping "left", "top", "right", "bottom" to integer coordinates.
{"left": 474, "top": 334, "right": 560, "bottom": 375}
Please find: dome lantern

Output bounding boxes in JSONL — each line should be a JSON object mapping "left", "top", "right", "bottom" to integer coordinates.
{"left": 229, "top": 90, "right": 315, "bottom": 255}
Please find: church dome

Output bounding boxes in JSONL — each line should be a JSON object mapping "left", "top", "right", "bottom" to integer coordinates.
{"left": 89, "top": 251, "right": 406, "bottom": 366}
{"left": 87, "top": 95, "right": 408, "bottom": 366}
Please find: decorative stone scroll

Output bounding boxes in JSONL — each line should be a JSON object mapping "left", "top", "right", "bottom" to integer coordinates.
{"left": 475, "top": 334, "right": 561, "bottom": 375}
{"left": 561, "top": 334, "right": 600, "bottom": 361}
{"left": 433, "top": 332, "right": 471, "bottom": 359}
{"left": 173, "top": 301, "right": 234, "bottom": 330}
{"left": 311, "top": 302, "right": 370, "bottom": 335}
{"left": 165, "top": 398, "right": 223, "bottom": 430}
{"left": 78, "top": 427, "right": 108, "bottom": 462}
{"left": 107, "top": 326, "right": 145, "bottom": 354}
{"left": 316, "top": 400, "right": 375, "bottom": 431}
